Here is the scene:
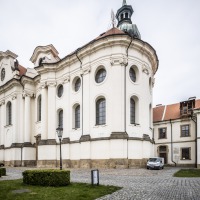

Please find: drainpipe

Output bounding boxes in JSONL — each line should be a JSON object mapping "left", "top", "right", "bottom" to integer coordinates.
{"left": 125, "top": 35, "right": 133, "bottom": 162}
{"left": 75, "top": 49, "right": 83, "bottom": 136}
{"left": 191, "top": 115, "right": 197, "bottom": 168}
{"left": 170, "top": 119, "right": 176, "bottom": 167}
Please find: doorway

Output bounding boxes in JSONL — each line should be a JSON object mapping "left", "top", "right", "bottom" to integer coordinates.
{"left": 158, "top": 146, "right": 168, "bottom": 164}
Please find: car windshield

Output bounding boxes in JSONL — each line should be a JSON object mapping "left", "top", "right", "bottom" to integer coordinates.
{"left": 148, "top": 158, "right": 158, "bottom": 162}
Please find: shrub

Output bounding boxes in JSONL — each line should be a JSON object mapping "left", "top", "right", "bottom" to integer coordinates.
{"left": 0, "top": 168, "right": 6, "bottom": 176}
{"left": 23, "top": 169, "right": 70, "bottom": 186}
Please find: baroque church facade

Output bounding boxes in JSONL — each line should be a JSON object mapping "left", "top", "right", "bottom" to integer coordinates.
{"left": 0, "top": 1, "right": 199, "bottom": 168}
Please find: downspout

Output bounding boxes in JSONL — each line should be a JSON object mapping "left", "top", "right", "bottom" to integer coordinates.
{"left": 170, "top": 119, "right": 176, "bottom": 166}
{"left": 75, "top": 49, "right": 83, "bottom": 136}
{"left": 125, "top": 35, "right": 133, "bottom": 160}
{"left": 191, "top": 115, "right": 197, "bottom": 168}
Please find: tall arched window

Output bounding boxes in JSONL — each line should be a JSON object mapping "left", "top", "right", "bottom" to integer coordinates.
{"left": 38, "top": 95, "right": 41, "bottom": 121}
{"left": 75, "top": 105, "right": 80, "bottom": 128}
{"left": 7, "top": 101, "right": 12, "bottom": 125}
{"left": 58, "top": 110, "right": 63, "bottom": 128}
{"left": 96, "top": 98, "right": 106, "bottom": 125}
{"left": 129, "top": 68, "right": 136, "bottom": 82}
{"left": 130, "top": 98, "right": 135, "bottom": 124}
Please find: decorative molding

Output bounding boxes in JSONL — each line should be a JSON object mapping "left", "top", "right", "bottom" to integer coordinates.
{"left": 110, "top": 56, "right": 128, "bottom": 66}
{"left": 38, "top": 139, "right": 57, "bottom": 146}
{"left": 82, "top": 66, "right": 91, "bottom": 75}
{"left": 0, "top": 100, "right": 5, "bottom": 106}
{"left": 62, "top": 75, "right": 70, "bottom": 84}
{"left": 39, "top": 82, "right": 47, "bottom": 89}
{"left": 47, "top": 81, "right": 57, "bottom": 87}
{"left": 12, "top": 94, "right": 17, "bottom": 100}
{"left": 142, "top": 65, "right": 149, "bottom": 75}
{"left": 22, "top": 90, "right": 35, "bottom": 98}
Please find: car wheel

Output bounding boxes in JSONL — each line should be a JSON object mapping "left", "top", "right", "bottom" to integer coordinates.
{"left": 147, "top": 167, "right": 149, "bottom": 170}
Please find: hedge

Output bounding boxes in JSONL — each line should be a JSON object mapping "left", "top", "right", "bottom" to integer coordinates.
{"left": 0, "top": 167, "right": 6, "bottom": 176}
{"left": 23, "top": 169, "right": 70, "bottom": 186}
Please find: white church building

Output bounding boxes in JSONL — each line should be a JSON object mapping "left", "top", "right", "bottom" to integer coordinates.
{"left": 0, "top": 1, "right": 200, "bottom": 168}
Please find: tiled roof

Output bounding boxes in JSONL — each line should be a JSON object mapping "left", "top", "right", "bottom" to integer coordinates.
{"left": 153, "top": 99, "right": 200, "bottom": 122}
{"left": 18, "top": 65, "right": 27, "bottom": 76}
{"left": 96, "top": 28, "right": 126, "bottom": 40}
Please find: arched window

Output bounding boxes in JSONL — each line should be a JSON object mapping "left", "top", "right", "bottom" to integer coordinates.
{"left": 129, "top": 68, "right": 136, "bottom": 82}
{"left": 58, "top": 110, "right": 63, "bottom": 128}
{"left": 7, "top": 101, "right": 12, "bottom": 125}
{"left": 75, "top": 105, "right": 80, "bottom": 128}
{"left": 120, "top": 13, "right": 124, "bottom": 20}
{"left": 125, "top": 12, "right": 128, "bottom": 18}
{"left": 57, "top": 85, "right": 63, "bottom": 98}
{"left": 96, "top": 98, "right": 106, "bottom": 125}
{"left": 74, "top": 78, "right": 81, "bottom": 92}
{"left": 38, "top": 95, "right": 41, "bottom": 121}
{"left": 95, "top": 68, "right": 106, "bottom": 83}
{"left": 130, "top": 98, "right": 135, "bottom": 124}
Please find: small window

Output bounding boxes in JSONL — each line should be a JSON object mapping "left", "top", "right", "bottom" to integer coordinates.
{"left": 181, "top": 148, "right": 190, "bottom": 160}
{"left": 57, "top": 85, "right": 63, "bottom": 98}
{"left": 125, "top": 13, "right": 128, "bottom": 18}
{"left": 181, "top": 125, "right": 190, "bottom": 137}
{"left": 6, "top": 101, "right": 12, "bottom": 125}
{"left": 74, "top": 78, "right": 81, "bottom": 92}
{"left": 159, "top": 128, "right": 167, "bottom": 139}
{"left": 129, "top": 68, "right": 136, "bottom": 82}
{"left": 95, "top": 68, "right": 106, "bottom": 83}
{"left": 120, "top": 13, "right": 124, "bottom": 20}
{"left": 75, "top": 105, "right": 80, "bottom": 129}
{"left": 130, "top": 98, "right": 135, "bottom": 124}
{"left": 96, "top": 98, "right": 106, "bottom": 125}
{"left": 58, "top": 110, "right": 63, "bottom": 128}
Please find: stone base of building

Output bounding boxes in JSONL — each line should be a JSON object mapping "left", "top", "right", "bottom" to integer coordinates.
{"left": 36, "top": 158, "right": 148, "bottom": 169}
{"left": 4, "top": 160, "right": 36, "bottom": 167}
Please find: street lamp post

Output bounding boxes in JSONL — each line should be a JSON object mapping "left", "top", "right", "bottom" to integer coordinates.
{"left": 56, "top": 126, "right": 63, "bottom": 170}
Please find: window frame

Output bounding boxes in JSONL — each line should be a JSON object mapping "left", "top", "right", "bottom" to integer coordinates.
{"left": 181, "top": 147, "right": 191, "bottom": 160}
{"left": 74, "top": 77, "right": 81, "bottom": 92}
{"left": 38, "top": 95, "right": 42, "bottom": 122}
{"left": 180, "top": 124, "right": 190, "bottom": 137}
{"left": 58, "top": 110, "right": 63, "bottom": 128}
{"left": 95, "top": 68, "right": 106, "bottom": 84}
{"left": 130, "top": 98, "right": 135, "bottom": 124}
{"left": 57, "top": 84, "right": 64, "bottom": 98}
{"left": 75, "top": 105, "right": 80, "bottom": 129}
{"left": 158, "top": 127, "right": 167, "bottom": 139}
{"left": 96, "top": 98, "right": 106, "bottom": 125}
{"left": 6, "top": 101, "right": 12, "bottom": 125}
{"left": 129, "top": 67, "right": 136, "bottom": 82}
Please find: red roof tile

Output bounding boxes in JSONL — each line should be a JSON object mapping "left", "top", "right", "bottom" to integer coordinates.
{"left": 96, "top": 28, "right": 126, "bottom": 40}
{"left": 153, "top": 99, "right": 200, "bottom": 122}
{"left": 18, "top": 65, "right": 27, "bottom": 76}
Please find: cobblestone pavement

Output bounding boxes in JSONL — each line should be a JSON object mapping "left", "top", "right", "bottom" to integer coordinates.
{"left": 1, "top": 167, "right": 200, "bottom": 200}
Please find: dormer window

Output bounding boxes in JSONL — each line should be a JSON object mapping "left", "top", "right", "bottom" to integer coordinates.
{"left": 38, "top": 57, "right": 44, "bottom": 66}
{"left": 125, "top": 13, "right": 128, "bottom": 18}
{"left": 180, "top": 99, "right": 195, "bottom": 117}
{"left": 121, "top": 13, "right": 124, "bottom": 20}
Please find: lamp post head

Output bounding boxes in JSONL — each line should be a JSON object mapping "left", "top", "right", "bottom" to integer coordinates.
{"left": 56, "top": 126, "right": 63, "bottom": 140}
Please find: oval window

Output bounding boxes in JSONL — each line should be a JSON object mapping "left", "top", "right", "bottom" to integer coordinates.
{"left": 129, "top": 67, "right": 136, "bottom": 82}
{"left": 95, "top": 68, "right": 106, "bottom": 83}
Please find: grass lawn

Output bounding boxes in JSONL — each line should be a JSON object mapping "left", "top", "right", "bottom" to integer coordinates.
{"left": 0, "top": 179, "right": 121, "bottom": 200}
{"left": 174, "top": 169, "right": 200, "bottom": 177}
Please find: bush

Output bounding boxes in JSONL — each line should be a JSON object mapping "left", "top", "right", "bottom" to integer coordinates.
{"left": 23, "top": 169, "right": 70, "bottom": 186}
{"left": 0, "top": 168, "right": 6, "bottom": 176}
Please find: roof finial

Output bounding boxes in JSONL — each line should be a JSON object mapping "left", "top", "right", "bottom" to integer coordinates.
{"left": 111, "top": 9, "right": 116, "bottom": 28}
{"left": 122, "top": 0, "right": 127, "bottom": 6}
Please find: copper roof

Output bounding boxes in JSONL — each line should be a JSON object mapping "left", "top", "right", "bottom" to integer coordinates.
{"left": 153, "top": 99, "right": 200, "bottom": 122}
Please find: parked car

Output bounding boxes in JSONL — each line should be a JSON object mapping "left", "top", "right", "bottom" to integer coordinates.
{"left": 0, "top": 162, "right": 4, "bottom": 167}
{"left": 147, "top": 157, "right": 164, "bottom": 170}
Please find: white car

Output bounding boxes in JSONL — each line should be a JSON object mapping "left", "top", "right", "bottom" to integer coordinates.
{"left": 147, "top": 157, "right": 164, "bottom": 170}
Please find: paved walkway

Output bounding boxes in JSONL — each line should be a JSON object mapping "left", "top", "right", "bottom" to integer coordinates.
{"left": 1, "top": 167, "right": 200, "bottom": 199}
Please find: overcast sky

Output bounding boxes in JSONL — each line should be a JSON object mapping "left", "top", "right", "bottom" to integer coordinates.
{"left": 1, "top": 0, "right": 200, "bottom": 106}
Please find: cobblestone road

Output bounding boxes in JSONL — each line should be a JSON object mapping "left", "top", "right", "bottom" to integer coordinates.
{"left": 1, "top": 167, "right": 200, "bottom": 200}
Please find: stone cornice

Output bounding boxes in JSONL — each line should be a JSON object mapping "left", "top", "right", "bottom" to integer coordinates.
{"left": 34, "top": 35, "right": 158, "bottom": 75}
{"left": 0, "top": 78, "right": 22, "bottom": 95}
{"left": 47, "top": 81, "right": 57, "bottom": 87}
